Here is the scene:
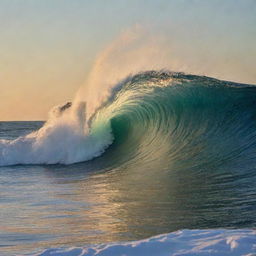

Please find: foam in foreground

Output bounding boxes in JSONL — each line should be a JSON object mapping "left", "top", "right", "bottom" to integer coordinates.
{"left": 30, "top": 229, "right": 256, "bottom": 256}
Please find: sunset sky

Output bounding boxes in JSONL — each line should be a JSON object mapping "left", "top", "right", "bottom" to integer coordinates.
{"left": 1, "top": 0, "right": 256, "bottom": 121}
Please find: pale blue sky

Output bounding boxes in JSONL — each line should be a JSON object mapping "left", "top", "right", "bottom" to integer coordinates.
{"left": 1, "top": 0, "right": 256, "bottom": 120}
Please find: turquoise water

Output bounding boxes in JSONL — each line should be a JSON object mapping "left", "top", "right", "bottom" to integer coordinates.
{"left": 1, "top": 72, "right": 256, "bottom": 255}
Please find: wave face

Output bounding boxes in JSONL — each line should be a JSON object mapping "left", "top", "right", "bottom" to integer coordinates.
{"left": 1, "top": 71, "right": 256, "bottom": 167}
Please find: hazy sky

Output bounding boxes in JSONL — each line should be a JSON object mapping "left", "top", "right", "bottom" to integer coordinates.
{"left": 1, "top": 0, "right": 256, "bottom": 120}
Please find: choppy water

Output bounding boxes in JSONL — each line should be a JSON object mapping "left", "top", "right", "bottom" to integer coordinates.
{"left": 1, "top": 72, "right": 256, "bottom": 255}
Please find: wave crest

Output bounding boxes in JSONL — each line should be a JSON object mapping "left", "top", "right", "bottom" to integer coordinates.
{"left": 1, "top": 71, "right": 256, "bottom": 166}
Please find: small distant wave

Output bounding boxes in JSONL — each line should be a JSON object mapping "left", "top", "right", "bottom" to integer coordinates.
{"left": 28, "top": 229, "right": 256, "bottom": 256}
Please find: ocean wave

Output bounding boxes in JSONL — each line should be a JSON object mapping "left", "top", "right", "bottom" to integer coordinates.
{"left": 0, "top": 71, "right": 256, "bottom": 166}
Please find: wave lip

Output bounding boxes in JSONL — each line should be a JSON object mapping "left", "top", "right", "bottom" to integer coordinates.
{"left": 28, "top": 229, "right": 256, "bottom": 256}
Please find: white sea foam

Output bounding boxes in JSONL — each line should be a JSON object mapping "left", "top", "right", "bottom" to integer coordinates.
{"left": 29, "top": 229, "right": 256, "bottom": 256}
{"left": 0, "top": 102, "right": 113, "bottom": 166}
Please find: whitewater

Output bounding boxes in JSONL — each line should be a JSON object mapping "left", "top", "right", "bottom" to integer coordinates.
{"left": 30, "top": 229, "right": 256, "bottom": 256}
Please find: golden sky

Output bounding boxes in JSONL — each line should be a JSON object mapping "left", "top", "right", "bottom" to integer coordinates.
{"left": 1, "top": 0, "right": 256, "bottom": 121}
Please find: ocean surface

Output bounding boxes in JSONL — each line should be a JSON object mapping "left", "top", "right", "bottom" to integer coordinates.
{"left": 1, "top": 71, "right": 256, "bottom": 255}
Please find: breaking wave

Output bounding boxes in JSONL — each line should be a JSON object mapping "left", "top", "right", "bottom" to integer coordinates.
{"left": 1, "top": 71, "right": 256, "bottom": 167}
